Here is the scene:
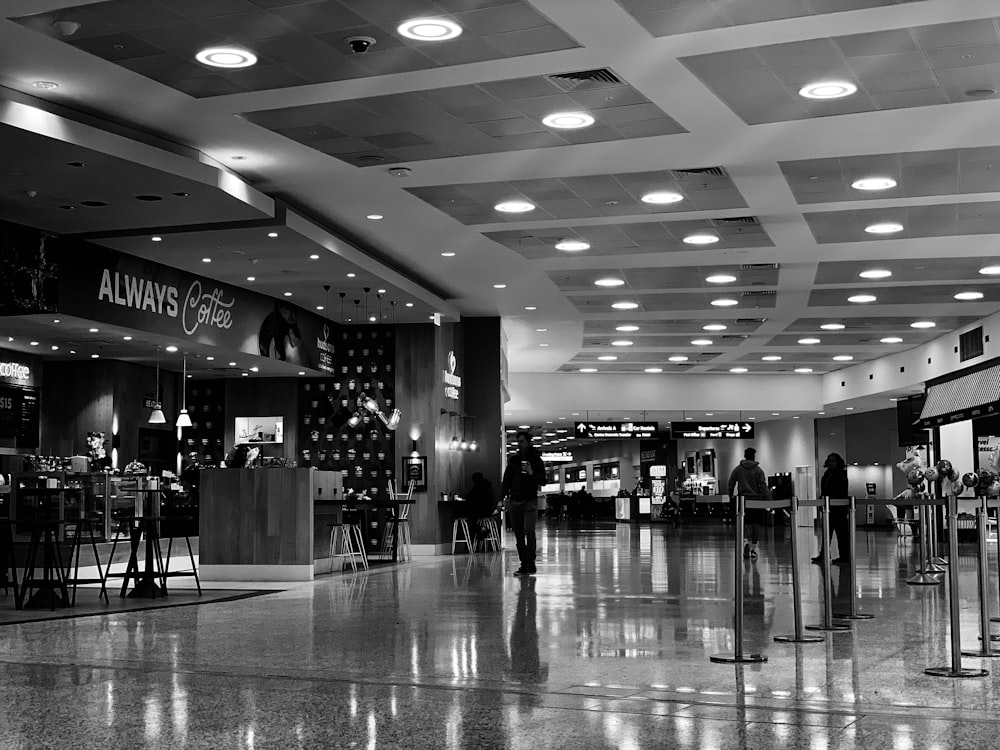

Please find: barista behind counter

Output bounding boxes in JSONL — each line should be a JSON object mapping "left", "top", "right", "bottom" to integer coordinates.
{"left": 223, "top": 444, "right": 261, "bottom": 469}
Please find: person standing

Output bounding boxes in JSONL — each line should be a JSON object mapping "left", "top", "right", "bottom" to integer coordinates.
{"left": 728, "top": 447, "right": 772, "bottom": 559}
{"left": 812, "top": 453, "right": 850, "bottom": 565}
{"left": 500, "top": 431, "right": 546, "bottom": 576}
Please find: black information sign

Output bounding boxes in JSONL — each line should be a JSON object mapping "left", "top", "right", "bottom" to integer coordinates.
{"left": 670, "top": 421, "right": 755, "bottom": 439}
{"left": 0, "top": 384, "right": 39, "bottom": 448}
{"left": 574, "top": 421, "right": 658, "bottom": 439}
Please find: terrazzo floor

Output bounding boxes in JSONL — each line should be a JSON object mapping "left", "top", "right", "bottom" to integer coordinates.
{"left": 2, "top": 521, "right": 999, "bottom": 748}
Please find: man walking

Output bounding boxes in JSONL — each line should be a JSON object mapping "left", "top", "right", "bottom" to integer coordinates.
{"left": 728, "top": 447, "right": 772, "bottom": 559}
{"left": 500, "top": 431, "right": 546, "bottom": 576}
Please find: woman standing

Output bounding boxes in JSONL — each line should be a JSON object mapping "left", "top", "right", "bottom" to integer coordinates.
{"left": 813, "top": 453, "right": 849, "bottom": 565}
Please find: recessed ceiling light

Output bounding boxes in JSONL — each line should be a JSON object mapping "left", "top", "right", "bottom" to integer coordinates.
{"left": 283, "top": 292, "right": 292, "bottom": 297}
{"left": 864, "top": 222, "right": 904, "bottom": 235}
{"left": 555, "top": 239, "right": 590, "bottom": 252}
{"left": 730, "top": 367, "right": 748, "bottom": 373}
{"left": 848, "top": 294, "right": 877, "bottom": 303}
{"left": 207, "top": 356, "right": 215, "bottom": 361}
{"left": 441, "top": 252, "right": 456, "bottom": 257}
{"left": 316, "top": 305, "right": 324, "bottom": 311}
{"left": 616, "top": 325, "right": 640, "bottom": 332}
{"left": 955, "top": 291, "right": 984, "bottom": 300}
{"left": 250, "top": 366, "right": 259, "bottom": 373}
{"left": 579, "top": 368, "right": 598, "bottom": 373}
{"left": 538, "top": 343, "right": 549, "bottom": 348}
{"left": 669, "top": 355, "right": 688, "bottom": 362}
{"left": 196, "top": 46, "right": 257, "bottom": 68}
{"left": 405, "top": 302, "right": 414, "bottom": 308}
{"left": 846, "top": 406, "right": 855, "bottom": 410}
{"left": 597, "top": 355, "right": 618, "bottom": 361}
{"left": 910, "top": 321, "right": 935, "bottom": 329}
{"left": 706, "top": 274, "right": 737, "bottom": 284}
{"left": 29, "top": 341, "right": 38, "bottom": 346}
{"left": 88, "top": 328, "right": 99, "bottom": 333}
{"left": 32, "top": 81, "right": 59, "bottom": 90}
{"left": 691, "top": 339, "right": 712, "bottom": 346}
{"left": 611, "top": 340, "right": 633, "bottom": 347}
{"left": 166, "top": 345, "right": 178, "bottom": 353}
{"left": 494, "top": 200, "right": 535, "bottom": 213}
{"left": 309, "top": 254, "right": 320, "bottom": 260}
{"left": 771, "top": 412, "right": 780, "bottom": 416}
{"left": 645, "top": 367, "right": 663, "bottom": 373}
{"left": 881, "top": 336, "right": 903, "bottom": 343}
{"left": 978, "top": 265, "right": 1000, "bottom": 275}
{"left": 685, "top": 233, "right": 720, "bottom": 245}
{"left": 298, "top": 371, "right": 306, "bottom": 376}
{"left": 91, "top": 354, "right": 99, "bottom": 359}
{"left": 397, "top": 17, "right": 463, "bottom": 40}
{"left": 123, "top": 336, "right": 132, "bottom": 341}
{"left": 612, "top": 301, "right": 639, "bottom": 310}
{"left": 641, "top": 191, "right": 684, "bottom": 205}
{"left": 851, "top": 177, "right": 897, "bottom": 191}
{"left": 151, "top": 236, "right": 162, "bottom": 243}
{"left": 347, "top": 273, "right": 356, "bottom": 278}
{"left": 241, "top": 372, "right": 248, "bottom": 377}
{"left": 798, "top": 337, "right": 821, "bottom": 345}
{"left": 859, "top": 269, "right": 891, "bottom": 279}
{"left": 542, "top": 111, "right": 595, "bottom": 129}
{"left": 711, "top": 298, "right": 738, "bottom": 307}
{"left": 762, "top": 355, "right": 782, "bottom": 361}
{"left": 202, "top": 257, "right": 211, "bottom": 263}
{"left": 366, "top": 214, "right": 383, "bottom": 220}
{"left": 702, "top": 324, "right": 727, "bottom": 332}
{"left": 53, "top": 319, "right": 60, "bottom": 324}
{"left": 229, "top": 362, "right": 237, "bottom": 366}
{"left": 833, "top": 355, "right": 854, "bottom": 361}
{"left": 798, "top": 80, "right": 857, "bottom": 99}
{"left": 246, "top": 276, "right": 255, "bottom": 282}
{"left": 493, "top": 283, "right": 507, "bottom": 289}
{"left": 820, "top": 323, "right": 845, "bottom": 330}
{"left": 524, "top": 306, "right": 537, "bottom": 311}
{"left": 267, "top": 232, "right": 278, "bottom": 238}
{"left": 595, "top": 278, "right": 625, "bottom": 287}
{"left": 535, "top": 328, "right": 547, "bottom": 332}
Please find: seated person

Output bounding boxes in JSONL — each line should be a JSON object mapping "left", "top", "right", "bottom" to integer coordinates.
{"left": 462, "top": 472, "right": 497, "bottom": 520}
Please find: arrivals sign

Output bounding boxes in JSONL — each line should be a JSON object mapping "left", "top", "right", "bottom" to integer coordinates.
{"left": 575, "top": 421, "right": 658, "bottom": 439}
{"left": 670, "top": 421, "right": 755, "bottom": 439}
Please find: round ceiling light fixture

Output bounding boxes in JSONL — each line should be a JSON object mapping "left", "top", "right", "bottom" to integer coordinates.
{"left": 864, "top": 222, "right": 904, "bottom": 235}
{"left": 555, "top": 239, "right": 590, "bottom": 252}
{"left": 597, "top": 355, "right": 617, "bottom": 361}
{"left": 366, "top": 214, "right": 383, "bottom": 220}
{"left": 611, "top": 340, "right": 633, "bottom": 347}
{"left": 616, "top": 325, "right": 639, "bottom": 332}
{"left": 910, "top": 320, "right": 936, "bottom": 329}
{"left": 668, "top": 355, "right": 689, "bottom": 362}
{"left": 706, "top": 274, "right": 737, "bottom": 284}
{"left": 848, "top": 294, "right": 877, "bottom": 303}
{"left": 978, "top": 265, "right": 1000, "bottom": 275}
{"left": 595, "top": 278, "right": 625, "bottom": 287}
{"left": 684, "top": 233, "right": 720, "bottom": 245}
{"left": 820, "top": 323, "right": 846, "bottom": 330}
{"left": 730, "top": 367, "right": 748, "bottom": 373}
{"left": 645, "top": 367, "right": 663, "bottom": 373}
{"left": 711, "top": 298, "right": 738, "bottom": 307}
{"left": 541, "top": 111, "right": 595, "bottom": 129}
{"left": 703, "top": 323, "right": 727, "bottom": 331}
{"left": 397, "top": 17, "right": 463, "bottom": 41}
{"left": 494, "top": 200, "right": 535, "bottom": 213}
{"left": 579, "top": 368, "right": 598, "bottom": 373}
{"left": 762, "top": 355, "right": 782, "bottom": 361}
{"left": 32, "top": 81, "right": 59, "bottom": 90}
{"left": 195, "top": 46, "right": 258, "bottom": 68}
{"left": 859, "top": 269, "right": 892, "bottom": 279}
{"left": 880, "top": 336, "right": 903, "bottom": 344}
{"left": 798, "top": 80, "right": 857, "bottom": 99}
{"left": 441, "top": 252, "right": 455, "bottom": 257}
{"left": 691, "top": 338, "right": 713, "bottom": 346}
{"left": 795, "top": 367, "right": 814, "bottom": 373}
{"left": 851, "top": 177, "right": 897, "bottom": 191}
{"left": 641, "top": 191, "right": 684, "bottom": 205}
{"left": 833, "top": 355, "right": 854, "bottom": 361}
{"left": 612, "top": 301, "right": 639, "bottom": 310}
{"left": 955, "top": 291, "right": 984, "bottom": 300}
{"left": 798, "top": 337, "right": 821, "bottom": 345}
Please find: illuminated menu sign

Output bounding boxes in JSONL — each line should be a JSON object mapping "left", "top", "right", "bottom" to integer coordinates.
{"left": 670, "top": 421, "right": 755, "bottom": 439}
{"left": 575, "top": 421, "right": 658, "bottom": 439}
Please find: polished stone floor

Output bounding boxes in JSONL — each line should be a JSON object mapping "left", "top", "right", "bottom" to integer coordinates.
{"left": 2, "top": 521, "right": 1000, "bottom": 748}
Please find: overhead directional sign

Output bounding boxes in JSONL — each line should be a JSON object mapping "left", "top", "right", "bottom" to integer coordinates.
{"left": 671, "top": 421, "right": 755, "bottom": 439}
{"left": 575, "top": 421, "right": 658, "bottom": 439}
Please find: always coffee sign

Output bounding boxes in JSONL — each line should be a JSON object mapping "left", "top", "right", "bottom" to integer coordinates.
{"left": 97, "top": 270, "right": 234, "bottom": 337}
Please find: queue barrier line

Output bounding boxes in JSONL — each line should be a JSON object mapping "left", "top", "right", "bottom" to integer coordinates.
{"left": 834, "top": 497, "right": 874, "bottom": 621}
{"left": 774, "top": 495, "right": 824, "bottom": 645}
{"left": 804, "top": 496, "right": 851, "bottom": 633}
{"left": 962, "top": 496, "right": 1000, "bottom": 658}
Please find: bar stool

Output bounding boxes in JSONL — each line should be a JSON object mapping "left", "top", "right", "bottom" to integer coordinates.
{"left": 381, "top": 481, "right": 414, "bottom": 561}
{"left": 63, "top": 516, "right": 109, "bottom": 605}
{"left": 329, "top": 509, "right": 368, "bottom": 573}
{"left": 481, "top": 515, "right": 503, "bottom": 552}
{"left": 452, "top": 517, "right": 473, "bottom": 554}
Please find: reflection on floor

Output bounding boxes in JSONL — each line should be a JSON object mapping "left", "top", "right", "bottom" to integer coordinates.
{"left": 0, "top": 521, "right": 997, "bottom": 748}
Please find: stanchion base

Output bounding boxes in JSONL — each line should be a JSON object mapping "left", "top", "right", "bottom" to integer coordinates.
{"left": 924, "top": 666, "right": 988, "bottom": 678}
{"left": 907, "top": 573, "right": 944, "bottom": 585}
{"left": 924, "top": 563, "right": 947, "bottom": 573}
{"left": 710, "top": 652, "right": 767, "bottom": 663}
{"left": 774, "top": 634, "right": 825, "bottom": 643}
{"left": 833, "top": 613, "right": 875, "bottom": 620}
{"left": 931, "top": 557, "right": 948, "bottom": 566}
{"left": 962, "top": 649, "right": 1000, "bottom": 658}
{"left": 805, "top": 623, "right": 852, "bottom": 632}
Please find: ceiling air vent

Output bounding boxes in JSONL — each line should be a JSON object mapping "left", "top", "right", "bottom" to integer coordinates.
{"left": 670, "top": 167, "right": 728, "bottom": 179}
{"left": 722, "top": 335, "right": 748, "bottom": 341}
{"left": 711, "top": 216, "right": 759, "bottom": 227}
{"left": 959, "top": 326, "right": 984, "bottom": 362}
{"left": 741, "top": 290, "right": 776, "bottom": 298}
{"left": 548, "top": 68, "right": 621, "bottom": 92}
{"left": 740, "top": 263, "right": 779, "bottom": 270}
{"left": 736, "top": 318, "right": 767, "bottom": 324}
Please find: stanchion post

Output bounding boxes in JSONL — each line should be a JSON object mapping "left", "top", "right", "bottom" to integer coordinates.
{"left": 908, "top": 501, "right": 943, "bottom": 586}
{"left": 926, "top": 494, "right": 988, "bottom": 678}
{"left": 835, "top": 497, "right": 873, "bottom": 621}
{"left": 775, "top": 496, "right": 824, "bottom": 644}
{"left": 927, "top": 502, "right": 947, "bottom": 570}
{"left": 712, "top": 495, "right": 766, "bottom": 664}
{"left": 963, "top": 495, "right": 1000, "bottom": 657}
{"left": 806, "top": 496, "right": 851, "bottom": 633}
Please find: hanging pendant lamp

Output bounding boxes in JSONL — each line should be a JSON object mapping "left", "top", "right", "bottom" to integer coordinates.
{"left": 148, "top": 347, "right": 167, "bottom": 424}
{"left": 176, "top": 355, "right": 193, "bottom": 428}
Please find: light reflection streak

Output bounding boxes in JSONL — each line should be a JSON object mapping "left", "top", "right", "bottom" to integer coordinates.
{"left": 367, "top": 711, "right": 377, "bottom": 750}
{"left": 144, "top": 694, "right": 161, "bottom": 743}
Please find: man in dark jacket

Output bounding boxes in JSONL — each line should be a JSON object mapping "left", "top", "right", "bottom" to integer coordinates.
{"left": 500, "top": 431, "right": 546, "bottom": 576}
{"left": 728, "top": 447, "right": 772, "bottom": 559}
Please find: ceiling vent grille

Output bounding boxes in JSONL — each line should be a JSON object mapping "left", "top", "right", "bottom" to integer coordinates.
{"left": 671, "top": 167, "right": 728, "bottom": 179}
{"left": 741, "top": 290, "right": 776, "bottom": 298}
{"left": 548, "top": 68, "right": 621, "bottom": 91}
{"left": 736, "top": 318, "right": 767, "bottom": 324}
{"left": 722, "top": 335, "right": 748, "bottom": 341}
{"left": 960, "top": 326, "right": 984, "bottom": 363}
{"left": 740, "top": 263, "right": 779, "bottom": 270}
{"left": 712, "top": 216, "right": 759, "bottom": 227}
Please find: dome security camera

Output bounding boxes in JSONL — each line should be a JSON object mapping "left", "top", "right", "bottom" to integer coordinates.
{"left": 52, "top": 20, "right": 81, "bottom": 37}
{"left": 345, "top": 35, "right": 376, "bottom": 54}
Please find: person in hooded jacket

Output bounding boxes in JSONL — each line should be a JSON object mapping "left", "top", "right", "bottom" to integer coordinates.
{"left": 728, "top": 447, "right": 772, "bottom": 559}
{"left": 500, "top": 431, "right": 546, "bottom": 577}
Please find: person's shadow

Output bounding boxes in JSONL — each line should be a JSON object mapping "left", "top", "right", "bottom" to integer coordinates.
{"left": 507, "top": 576, "right": 549, "bottom": 694}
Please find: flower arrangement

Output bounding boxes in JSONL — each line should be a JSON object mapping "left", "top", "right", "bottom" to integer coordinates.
{"left": 85, "top": 431, "right": 107, "bottom": 463}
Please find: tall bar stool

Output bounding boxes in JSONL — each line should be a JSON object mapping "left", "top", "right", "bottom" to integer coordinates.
{"left": 481, "top": 515, "right": 503, "bottom": 552}
{"left": 452, "top": 517, "right": 473, "bottom": 554}
{"left": 329, "top": 509, "right": 368, "bottom": 573}
{"left": 381, "top": 481, "right": 414, "bottom": 561}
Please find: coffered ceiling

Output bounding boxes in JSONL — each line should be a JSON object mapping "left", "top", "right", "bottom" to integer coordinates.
{"left": 2, "top": 0, "right": 1000, "bottom": 409}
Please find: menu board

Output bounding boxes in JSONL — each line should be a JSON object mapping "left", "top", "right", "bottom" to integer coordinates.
{"left": 0, "top": 384, "right": 39, "bottom": 448}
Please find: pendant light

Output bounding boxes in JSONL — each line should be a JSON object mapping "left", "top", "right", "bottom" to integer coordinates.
{"left": 176, "top": 355, "right": 192, "bottom": 428}
{"left": 148, "top": 347, "right": 167, "bottom": 424}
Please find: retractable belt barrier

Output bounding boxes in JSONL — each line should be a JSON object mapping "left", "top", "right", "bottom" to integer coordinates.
{"left": 773, "top": 495, "right": 824, "bottom": 645}
{"left": 962, "top": 496, "right": 1000, "bottom": 659}
{"left": 798, "top": 497, "right": 851, "bottom": 632}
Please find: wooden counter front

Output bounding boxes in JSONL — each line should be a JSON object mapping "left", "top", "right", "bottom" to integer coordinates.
{"left": 199, "top": 468, "right": 340, "bottom": 581}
